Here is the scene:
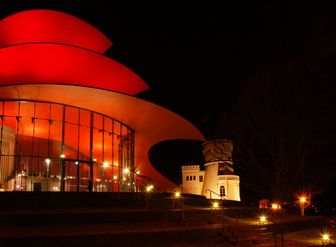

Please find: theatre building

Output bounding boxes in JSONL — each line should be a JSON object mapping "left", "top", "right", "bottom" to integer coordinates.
{"left": 0, "top": 10, "right": 204, "bottom": 192}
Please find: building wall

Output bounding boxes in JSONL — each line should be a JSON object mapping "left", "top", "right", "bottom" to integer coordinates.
{"left": 180, "top": 161, "right": 241, "bottom": 201}
{"left": 181, "top": 165, "right": 204, "bottom": 195}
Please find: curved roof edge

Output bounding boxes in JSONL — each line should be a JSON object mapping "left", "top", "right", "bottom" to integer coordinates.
{"left": 0, "top": 84, "right": 205, "bottom": 190}
{"left": 0, "top": 9, "right": 112, "bottom": 53}
{"left": 0, "top": 43, "right": 148, "bottom": 95}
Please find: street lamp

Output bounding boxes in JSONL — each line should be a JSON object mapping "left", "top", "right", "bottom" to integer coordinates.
{"left": 45, "top": 158, "right": 51, "bottom": 191}
{"left": 322, "top": 233, "right": 330, "bottom": 245}
{"left": 298, "top": 194, "right": 309, "bottom": 216}
{"left": 259, "top": 215, "right": 267, "bottom": 224}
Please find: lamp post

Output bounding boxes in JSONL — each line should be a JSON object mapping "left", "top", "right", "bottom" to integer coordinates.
{"left": 298, "top": 195, "right": 310, "bottom": 216}
{"left": 103, "top": 162, "right": 109, "bottom": 192}
{"left": 45, "top": 158, "right": 51, "bottom": 191}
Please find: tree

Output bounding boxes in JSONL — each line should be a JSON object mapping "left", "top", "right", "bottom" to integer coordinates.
{"left": 220, "top": 55, "right": 336, "bottom": 201}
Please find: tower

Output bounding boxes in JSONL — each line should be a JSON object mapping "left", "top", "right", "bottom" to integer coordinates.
{"left": 201, "top": 139, "right": 240, "bottom": 201}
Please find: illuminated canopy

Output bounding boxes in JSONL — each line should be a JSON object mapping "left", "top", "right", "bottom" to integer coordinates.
{"left": 0, "top": 9, "right": 112, "bottom": 53}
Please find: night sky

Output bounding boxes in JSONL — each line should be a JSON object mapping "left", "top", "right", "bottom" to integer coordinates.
{"left": 1, "top": 1, "right": 336, "bottom": 204}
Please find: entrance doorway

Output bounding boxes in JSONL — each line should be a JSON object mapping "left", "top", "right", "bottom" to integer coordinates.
{"left": 33, "top": 182, "right": 42, "bottom": 192}
{"left": 61, "top": 159, "right": 92, "bottom": 192}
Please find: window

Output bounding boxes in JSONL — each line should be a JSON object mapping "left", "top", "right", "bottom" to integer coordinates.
{"left": 193, "top": 175, "right": 196, "bottom": 181}
{"left": 220, "top": 186, "right": 225, "bottom": 197}
{"left": 199, "top": 175, "right": 203, "bottom": 182}
{"left": 186, "top": 176, "right": 189, "bottom": 181}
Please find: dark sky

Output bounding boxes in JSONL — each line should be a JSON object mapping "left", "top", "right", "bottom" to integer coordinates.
{"left": 1, "top": 1, "right": 332, "bottom": 135}
{"left": 2, "top": 1, "right": 336, "bottom": 202}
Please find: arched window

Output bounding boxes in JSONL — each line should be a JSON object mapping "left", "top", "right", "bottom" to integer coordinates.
{"left": 193, "top": 175, "right": 196, "bottom": 181}
{"left": 186, "top": 176, "right": 189, "bottom": 181}
{"left": 220, "top": 186, "right": 225, "bottom": 197}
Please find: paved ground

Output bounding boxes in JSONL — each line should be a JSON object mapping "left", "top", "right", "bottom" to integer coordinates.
{"left": 0, "top": 207, "right": 334, "bottom": 247}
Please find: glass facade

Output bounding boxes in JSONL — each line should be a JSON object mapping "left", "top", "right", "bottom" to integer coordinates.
{"left": 0, "top": 100, "right": 135, "bottom": 192}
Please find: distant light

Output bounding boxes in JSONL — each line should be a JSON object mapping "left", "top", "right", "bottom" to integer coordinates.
{"left": 272, "top": 203, "right": 281, "bottom": 210}
{"left": 93, "top": 158, "right": 97, "bottom": 162}
{"left": 213, "top": 202, "right": 219, "bottom": 208}
{"left": 45, "top": 158, "right": 51, "bottom": 165}
{"left": 75, "top": 161, "right": 79, "bottom": 165}
{"left": 322, "top": 234, "right": 330, "bottom": 241}
{"left": 123, "top": 168, "right": 130, "bottom": 174}
{"left": 259, "top": 215, "right": 267, "bottom": 223}
{"left": 136, "top": 170, "right": 140, "bottom": 175}
{"left": 113, "top": 175, "right": 118, "bottom": 180}
{"left": 175, "top": 192, "right": 181, "bottom": 198}
{"left": 103, "top": 162, "right": 109, "bottom": 168}
{"left": 60, "top": 154, "right": 65, "bottom": 158}
{"left": 127, "top": 183, "right": 130, "bottom": 186}
{"left": 300, "top": 197, "right": 307, "bottom": 203}
{"left": 146, "top": 185, "right": 153, "bottom": 192}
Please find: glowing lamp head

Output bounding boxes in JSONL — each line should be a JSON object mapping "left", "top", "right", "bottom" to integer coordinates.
{"left": 113, "top": 175, "right": 118, "bottom": 180}
{"left": 175, "top": 192, "right": 181, "bottom": 198}
{"left": 322, "top": 234, "right": 330, "bottom": 241}
{"left": 60, "top": 154, "right": 65, "bottom": 159}
{"left": 136, "top": 170, "right": 140, "bottom": 175}
{"left": 300, "top": 197, "right": 307, "bottom": 203}
{"left": 271, "top": 203, "right": 280, "bottom": 210}
{"left": 75, "top": 161, "right": 79, "bottom": 165}
{"left": 123, "top": 168, "right": 130, "bottom": 174}
{"left": 213, "top": 202, "right": 219, "bottom": 208}
{"left": 259, "top": 215, "right": 267, "bottom": 223}
{"left": 103, "top": 162, "right": 109, "bottom": 168}
{"left": 93, "top": 158, "right": 97, "bottom": 162}
{"left": 146, "top": 185, "right": 153, "bottom": 192}
{"left": 45, "top": 158, "right": 51, "bottom": 165}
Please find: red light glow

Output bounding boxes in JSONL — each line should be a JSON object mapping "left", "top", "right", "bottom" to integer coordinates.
{"left": 0, "top": 43, "right": 148, "bottom": 95}
{"left": 0, "top": 9, "right": 112, "bottom": 53}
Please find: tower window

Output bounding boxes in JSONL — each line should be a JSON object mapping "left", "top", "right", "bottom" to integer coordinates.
{"left": 186, "top": 176, "right": 189, "bottom": 181}
{"left": 193, "top": 175, "right": 196, "bottom": 180}
{"left": 199, "top": 175, "right": 203, "bottom": 182}
{"left": 220, "top": 186, "right": 225, "bottom": 197}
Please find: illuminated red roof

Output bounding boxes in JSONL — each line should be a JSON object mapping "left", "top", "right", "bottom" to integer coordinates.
{"left": 0, "top": 10, "right": 205, "bottom": 190}
{"left": 0, "top": 43, "right": 148, "bottom": 95}
{"left": 0, "top": 9, "right": 112, "bottom": 53}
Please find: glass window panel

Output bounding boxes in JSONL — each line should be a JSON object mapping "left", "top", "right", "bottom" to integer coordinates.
{"left": 79, "top": 126, "right": 90, "bottom": 161}
{"left": 94, "top": 113, "right": 103, "bottom": 130}
{"left": 104, "top": 131, "right": 112, "bottom": 164}
{"left": 17, "top": 117, "right": 34, "bottom": 156}
{"left": 50, "top": 121, "right": 62, "bottom": 158}
{"left": 0, "top": 101, "right": 3, "bottom": 115}
{"left": 64, "top": 123, "right": 79, "bottom": 160}
{"left": 4, "top": 102, "right": 19, "bottom": 116}
{"left": 80, "top": 109, "right": 90, "bottom": 127}
{"left": 93, "top": 128, "right": 103, "bottom": 163}
{"left": 50, "top": 104, "right": 63, "bottom": 122}
{"left": 19, "top": 102, "right": 34, "bottom": 118}
{"left": 2, "top": 116, "right": 16, "bottom": 132}
{"left": 35, "top": 102, "right": 50, "bottom": 119}
{"left": 65, "top": 106, "right": 79, "bottom": 124}
{"left": 34, "top": 119, "right": 49, "bottom": 141}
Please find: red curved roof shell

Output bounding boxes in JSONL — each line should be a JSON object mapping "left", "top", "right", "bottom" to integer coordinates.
{"left": 0, "top": 43, "right": 148, "bottom": 95}
{"left": 0, "top": 9, "right": 112, "bottom": 53}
